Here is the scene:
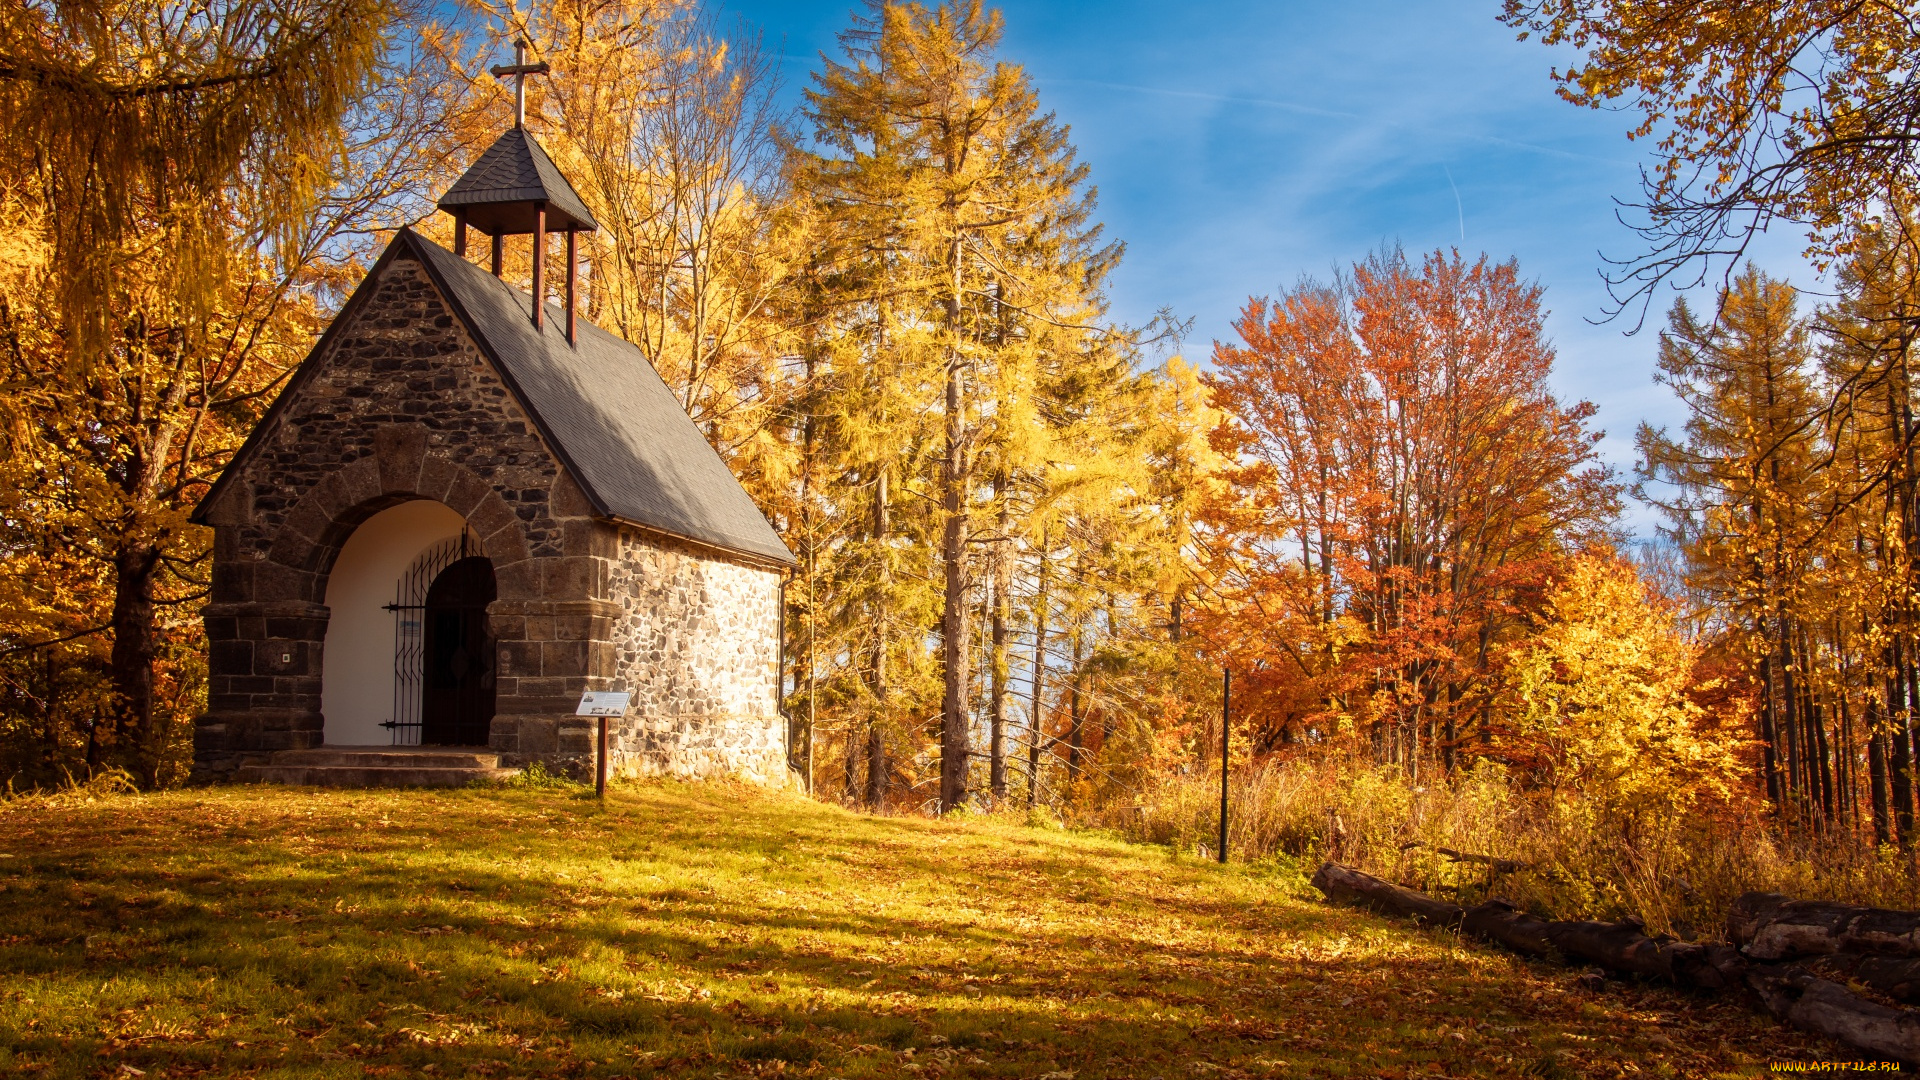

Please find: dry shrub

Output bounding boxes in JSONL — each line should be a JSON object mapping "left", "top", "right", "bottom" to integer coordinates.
{"left": 1094, "top": 754, "right": 1920, "bottom": 940}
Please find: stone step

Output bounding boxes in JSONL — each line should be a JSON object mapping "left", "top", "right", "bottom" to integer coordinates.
{"left": 271, "top": 746, "right": 503, "bottom": 769}
{"left": 237, "top": 763, "right": 521, "bottom": 788}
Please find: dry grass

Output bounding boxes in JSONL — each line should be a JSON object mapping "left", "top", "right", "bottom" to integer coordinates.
{"left": 0, "top": 777, "right": 1836, "bottom": 1078}
{"left": 1103, "top": 758, "right": 1920, "bottom": 942}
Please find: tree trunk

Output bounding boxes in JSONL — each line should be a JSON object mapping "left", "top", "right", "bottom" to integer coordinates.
{"left": 843, "top": 721, "right": 862, "bottom": 804}
{"left": 1804, "top": 951, "right": 1920, "bottom": 1004}
{"left": 1315, "top": 866, "right": 1920, "bottom": 1061}
{"left": 866, "top": 722, "right": 887, "bottom": 813}
{"left": 1315, "top": 863, "right": 1748, "bottom": 993}
{"left": 1813, "top": 692, "right": 1836, "bottom": 826}
{"left": 1066, "top": 626, "right": 1084, "bottom": 781}
{"left": 869, "top": 465, "right": 891, "bottom": 812}
{"left": 988, "top": 474, "right": 1011, "bottom": 802}
{"left": 1027, "top": 539, "right": 1049, "bottom": 809}
{"left": 1906, "top": 645, "right": 1920, "bottom": 842}
{"left": 1308, "top": 862, "right": 1463, "bottom": 927}
{"left": 1746, "top": 967, "right": 1920, "bottom": 1064}
{"left": 1893, "top": 640, "right": 1914, "bottom": 847}
{"left": 109, "top": 541, "right": 162, "bottom": 787}
{"left": 938, "top": 353, "right": 970, "bottom": 813}
{"left": 1872, "top": 704, "right": 1892, "bottom": 846}
{"left": 1759, "top": 630, "right": 1783, "bottom": 806}
{"left": 1780, "top": 616, "right": 1803, "bottom": 813}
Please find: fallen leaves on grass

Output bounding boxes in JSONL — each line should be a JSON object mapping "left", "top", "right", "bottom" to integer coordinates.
{"left": 0, "top": 780, "right": 1839, "bottom": 1079}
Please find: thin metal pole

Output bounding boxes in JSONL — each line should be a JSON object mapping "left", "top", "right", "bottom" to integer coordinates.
{"left": 1219, "top": 669, "right": 1230, "bottom": 864}
{"left": 596, "top": 716, "right": 608, "bottom": 799}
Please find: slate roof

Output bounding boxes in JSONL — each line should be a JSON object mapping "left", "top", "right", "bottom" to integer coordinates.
{"left": 437, "top": 127, "right": 598, "bottom": 235}
{"left": 194, "top": 229, "right": 795, "bottom": 569}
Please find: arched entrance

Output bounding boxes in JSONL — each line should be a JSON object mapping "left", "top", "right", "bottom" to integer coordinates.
{"left": 421, "top": 556, "right": 497, "bottom": 746}
{"left": 321, "top": 500, "right": 468, "bottom": 746}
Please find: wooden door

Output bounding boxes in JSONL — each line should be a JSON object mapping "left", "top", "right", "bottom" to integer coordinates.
{"left": 420, "top": 556, "right": 497, "bottom": 746}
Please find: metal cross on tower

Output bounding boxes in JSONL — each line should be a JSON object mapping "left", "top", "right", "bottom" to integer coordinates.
{"left": 489, "top": 39, "right": 550, "bottom": 129}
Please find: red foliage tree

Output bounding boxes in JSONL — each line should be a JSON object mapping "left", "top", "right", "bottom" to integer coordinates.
{"left": 1196, "top": 249, "right": 1618, "bottom": 774}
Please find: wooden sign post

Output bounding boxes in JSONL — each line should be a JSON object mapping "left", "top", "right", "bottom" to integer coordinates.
{"left": 575, "top": 691, "right": 631, "bottom": 799}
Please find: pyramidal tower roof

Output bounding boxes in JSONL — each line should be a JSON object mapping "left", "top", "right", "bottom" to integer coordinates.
{"left": 436, "top": 127, "right": 598, "bottom": 236}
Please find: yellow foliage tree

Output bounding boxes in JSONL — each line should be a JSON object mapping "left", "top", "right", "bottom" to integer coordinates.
{"left": 1504, "top": 555, "right": 1741, "bottom": 816}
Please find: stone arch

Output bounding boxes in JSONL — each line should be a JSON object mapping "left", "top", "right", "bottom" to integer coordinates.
{"left": 262, "top": 426, "right": 533, "bottom": 604}
{"left": 196, "top": 424, "right": 554, "bottom": 766}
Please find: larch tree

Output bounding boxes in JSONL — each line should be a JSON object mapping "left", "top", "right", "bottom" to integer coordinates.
{"left": 1638, "top": 265, "right": 1825, "bottom": 818}
{"left": 0, "top": 0, "right": 421, "bottom": 785}
{"left": 794, "top": 0, "right": 1127, "bottom": 811}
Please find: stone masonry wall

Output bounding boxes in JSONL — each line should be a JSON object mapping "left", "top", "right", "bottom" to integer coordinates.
{"left": 195, "top": 247, "right": 789, "bottom": 787}
{"left": 603, "top": 525, "right": 787, "bottom": 786}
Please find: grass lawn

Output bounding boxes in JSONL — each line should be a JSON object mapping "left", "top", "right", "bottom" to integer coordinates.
{"left": 0, "top": 778, "right": 1832, "bottom": 1079}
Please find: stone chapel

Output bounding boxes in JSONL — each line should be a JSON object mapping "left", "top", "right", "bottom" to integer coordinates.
{"left": 189, "top": 87, "right": 796, "bottom": 788}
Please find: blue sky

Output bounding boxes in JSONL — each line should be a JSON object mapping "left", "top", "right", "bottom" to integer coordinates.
{"left": 727, "top": 0, "right": 1817, "bottom": 535}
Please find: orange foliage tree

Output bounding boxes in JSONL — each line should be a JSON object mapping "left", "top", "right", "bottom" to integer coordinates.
{"left": 1196, "top": 249, "right": 1618, "bottom": 775}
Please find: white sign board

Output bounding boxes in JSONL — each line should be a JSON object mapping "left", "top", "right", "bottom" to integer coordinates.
{"left": 575, "top": 691, "right": 631, "bottom": 717}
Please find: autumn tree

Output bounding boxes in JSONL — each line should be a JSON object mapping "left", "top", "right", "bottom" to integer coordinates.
{"left": 1202, "top": 249, "right": 1617, "bottom": 774}
{"left": 1504, "top": 554, "right": 1739, "bottom": 814}
{"left": 1631, "top": 250, "right": 1920, "bottom": 846}
{"left": 1504, "top": 0, "right": 1920, "bottom": 847}
{"left": 1500, "top": 0, "right": 1920, "bottom": 319}
{"left": 792, "top": 0, "right": 1136, "bottom": 812}
{"left": 0, "top": 0, "right": 428, "bottom": 785}
{"left": 1638, "top": 265, "right": 1824, "bottom": 815}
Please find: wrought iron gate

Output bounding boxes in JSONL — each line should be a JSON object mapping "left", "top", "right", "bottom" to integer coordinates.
{"left": 381, "top": 531, "right": 476, "bottom": 745}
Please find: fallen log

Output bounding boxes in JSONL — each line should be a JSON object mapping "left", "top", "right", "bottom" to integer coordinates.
{"left": 1459, "top": 898, "right": 1557, "bottom": 960}
{"left": 1670, "top": 942, "right": 1750, "bottom": 993}
{"left": 1314, "top": 865, "right": 1733, "bottom": 987}
{"left": 1747, "top": 966, "right": 1920, "bottom": 1063}
{"left": 1308, "top": 862, "right": 1464, "bottom": 927}
{"left": 1729, "top": 891, "right": 1920, "bottom": 961}
{"left": 1456, "top": 898, "right": 1747, "bottom": 990}
{"left": 1803, "top": 952, "right": 1920, "bottom": 1004}
{"left": 1310, "top": 862, "right": 1918, "bottom": 1063}
{"left": 1548, "top": 917, "right": 1688, "bottom": 983}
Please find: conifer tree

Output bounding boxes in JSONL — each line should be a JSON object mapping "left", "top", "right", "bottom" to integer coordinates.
{"left": 795, "top": 0, "right": 1125, "bottom": 811}
{"left": 1638, "top": 266, "right": 1824, "bottom": 817}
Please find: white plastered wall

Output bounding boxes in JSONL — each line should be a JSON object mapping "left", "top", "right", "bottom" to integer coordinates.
{"left": 321, "top": 499, "right": 467, "bottom": 746}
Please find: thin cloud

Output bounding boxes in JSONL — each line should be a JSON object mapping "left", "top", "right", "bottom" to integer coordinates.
{"left": 1040, "top": 75, "right": 1632, "bottom": 168}
{"left": 1443, "top": 165, "right": 1465, "bottom": 243}
{"left": 1038, "top": 76, "right": 1362, "bottom": 121}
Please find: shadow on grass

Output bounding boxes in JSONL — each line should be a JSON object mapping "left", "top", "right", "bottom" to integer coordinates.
{"left": 0, "top": 782, "right": 1831, "bottom": 1079}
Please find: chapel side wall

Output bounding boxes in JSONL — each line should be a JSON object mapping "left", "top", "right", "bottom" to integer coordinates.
{"left": 605, "top": 523, "right": 787, "bottom": 787}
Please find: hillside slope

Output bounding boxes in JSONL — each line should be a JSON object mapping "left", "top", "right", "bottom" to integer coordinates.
{"left": 0, "top": 781, "right": 1826, "bottom": 1077}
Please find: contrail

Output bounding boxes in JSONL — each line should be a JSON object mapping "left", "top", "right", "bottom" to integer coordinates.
{"left": 1442, "top": 164, "right": 1465, "bottom": 243}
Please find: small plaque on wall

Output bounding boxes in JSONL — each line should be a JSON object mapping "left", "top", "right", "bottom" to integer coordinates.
{"left": 575, "top": 691, "right": 631, "bottom": 717}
